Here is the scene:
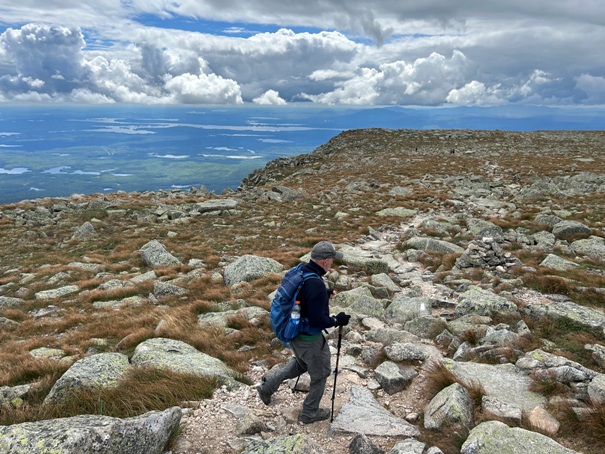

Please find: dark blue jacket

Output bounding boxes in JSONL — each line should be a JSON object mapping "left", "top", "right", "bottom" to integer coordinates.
{"left": 298, "top": 260, "right": 337, "bottom": 335}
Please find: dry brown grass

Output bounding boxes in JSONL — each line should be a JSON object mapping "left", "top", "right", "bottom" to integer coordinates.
{"left": 419, "top": 360, "right": 486, "bottom": 453}
{"left": 523, "top": 316, "right": 605, "bottom": 371}
{"left": 547, "top": 399, "right": 605, "bottom": 454}
{"left": 1, "top": 128, "right": 604, "bottom": 449}
{"left": 0, "top": 355, "right": 70, "bottom": 388}
{"left": 528, "top": 369, "right": 571, "bottom": 397}
{"left": 0, "top": 366, "right": 217, "bottom": 426}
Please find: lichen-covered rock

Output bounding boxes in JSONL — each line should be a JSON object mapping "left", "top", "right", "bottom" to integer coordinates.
{"left": 588, "top": 373, "right": 605, "bottom": 404}
{"left": 331, "top": 386, "right": 419, "bottom": 437}
{"left": 374, "top": 361, "right": 416, "bottom": 395}
{"left": 0, "top": 296, "right": 25, "bottom": 310}
{"left": 0, "top": 384, "right": 31, "bottom": 409}
{"left": 342, "top": 256, "right": 390, "bottom": 275}
{"left": 365, "top": 328, "right": 421, "bottom": 347}
{"left": 424, "top": 383, "right": 473, "bottom": 430}
{"left": 384, "top": 342, "right": 440, "bottom": 362}
{"left": 466, "top": 218, "right": 503, "bottom": 240}
{"left": 131, "top": 337, "right": 243, "bottom": 389}
{"left": 585, "top": 343, "right": 605, "bottom": 368}
{"left": 516, "top": 349, "right": 597, "bottom": 383}
{"left": 570, "top": 236, "right": 605, "bottom": 261}
{"left": 389, "top": 438, "right": 427, "bottom": 454}
{"left": 377, "top": 207, "right": 417, "bottom": 218}
{"left": 385, "top": 296, "right": 433, "bottom": 323}
{"left": 72, "top": 221, "right": 96, "bottom": 239}
{"left": 29, "top": 347, "right": 66, "bottom": 360}
{"left": 460, "top": 420, "right": 578, "bottom": 454}
{"left": 0, "top": 407, "right": 181, "bottom": 454}
{"left": 552, "top": 220, "right": 592, "bottom": 241}
{"left": 447, "top": 314, "right": 492, "bottom": 338}
{"left": 34, "top": 285, "right": 79, "bottom": 301}
{"left": 139, "top": 239, "right": 182, "bottom": 267}
{"left": 193, "top": 198, "right": 238, "bottom": 214}
{"left": 331, "top": 286, "right": 374, "bottom": 307}
{"left": 454, "top": 286, "right": 517, "bottom": 317}
{"left": 533, "top": 231, "right": 556, "bottom": 249}
{"left": 152, "top": 280, "right": 189, "bottom": 298}
{"left": 539, "top": 254, "right": 579, "bottom": 271}
{"left": 403, "top": 237, "right": 464, "bottom": 254}
{"left": 404, "top": 315, "right": 448, "bottom": 339}
{"left": 370, "top": 273, "right": 401, "bottom": 294}
{"left": 446, "top": 360, "right": 546, "bottom": 413}
{"left": 44, "top": 352, "right": 130, "bottom": 405}
{"left": 241, "top": 433, "right": 325, "bottom": 453}
{"left": 0, "top": 316, "right": 19, "bottom": 329}
{"left": 522, "top": 300, "right": 605, "bottom": 331}
{"left": 347, "top": 294, "right": 388, "bottom": 318}
{"left": 197, "top": 306, "right": 267, "bottom": 329}
{"left": 534, "top": 213, "right": 562, "bottom": 227}
{"left": 223, "top": 254, "right": 284, "bottom": 287}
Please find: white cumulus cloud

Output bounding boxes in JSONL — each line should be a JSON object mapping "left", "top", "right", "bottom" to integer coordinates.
{"left": 164, "top": 71, "right": 243, "bottom": 104}
{"left": 0, "top": 2, "right": 603, "bottom": 106}
{"left": 253, "top": 89, "right": 286, "bottom": 105}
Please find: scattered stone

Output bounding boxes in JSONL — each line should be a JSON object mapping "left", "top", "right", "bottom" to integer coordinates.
{"left": 424, "top": 383, "right": 473, "bottom": 430}
{"left": 349, "top": 434, "right": 384, "bottom": 454}
{"left": 454, "top": 286, "right": 518, "bottom": 317}
{"left": 403, "top": 237, "right": 464, "bottom": 254}
{"left": 34, "top": 285, "right": 79, "bottom": 301}
{"left": 388, "top": 438, "right": 426, "bottom": 454}
{"left": 131, "top": 337, "right": 244, "bottom": 390}
{"left": 460, "top": 420, "right": 578, "bottom": 454}
{"left": 374, "top": 361, "right": 416, "bottom": 395}
{"left": 194, "top": 198, "right": 239, "bottom": 214}
{"left": 552, "top": 220, "right": 592, "bottom": 241}
{"left": 223, "top": 254, "right": 284, "bottom": 286}
{"left": 241, "top": 434, "right": 326, "bottom": 453}
{"left": 522, "top": 301, "right": 605, "bottom": 331}
{"left": 539, "top": 254, "right": 579, "bottom": 271}
{"left": 0, "top": 407, "right": 181, "bottom": 454}
{"left": 570, "top": 236, "right": 605, "bottom": 260}
{"left": 44, "top": 353, "right": 130, "bottom": 405}
{"left": 588, "top": 373, "right": 605, "bottom": 404}
{"left": 331, "top": 386, "right": 419, "bottom": 437}
{"left": 466, "top": 218, "right": 503, "bottom": 240}
{"left": 139, "top": 239, "right": 182, "bottom": 267}
{"left": 72, "top": 221, "right": 96, "bottom": 239}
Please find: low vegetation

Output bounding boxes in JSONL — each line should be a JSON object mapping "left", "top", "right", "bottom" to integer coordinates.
{"left": 1, "top": 129, "right": 604, "bottom": 452}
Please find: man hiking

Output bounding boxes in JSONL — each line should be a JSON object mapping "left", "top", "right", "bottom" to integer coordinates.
{"left": 257, "top": 241, "right": 351, "bottom": 424}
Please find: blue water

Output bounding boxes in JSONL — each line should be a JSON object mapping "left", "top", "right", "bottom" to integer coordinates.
{"left": 0, "top": 104, "right": 603, "bottom": 205}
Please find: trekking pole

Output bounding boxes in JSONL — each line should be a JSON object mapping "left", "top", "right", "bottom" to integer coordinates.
{"left": 330, "top": 325, "right": 343, "bottom": 423}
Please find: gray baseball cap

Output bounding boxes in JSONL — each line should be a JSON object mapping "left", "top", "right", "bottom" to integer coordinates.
{"left": 311, "top": 241, "right": 344, "bottom": 260}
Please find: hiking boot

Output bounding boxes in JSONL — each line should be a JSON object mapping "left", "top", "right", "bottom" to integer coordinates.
{"left": 299, "top": 408, "right": 331, "bottom": 424}
{"left": 256, "top": 385, "right": 271, "bottom": 405}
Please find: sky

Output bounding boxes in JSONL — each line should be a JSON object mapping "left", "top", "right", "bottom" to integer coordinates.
{"left": 0, "top": 1, "right": 604, "bottom": 106}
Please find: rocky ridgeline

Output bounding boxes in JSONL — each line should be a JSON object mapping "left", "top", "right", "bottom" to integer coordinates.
{"left": 0, "top": 129, "right": 605, "bottom": 453}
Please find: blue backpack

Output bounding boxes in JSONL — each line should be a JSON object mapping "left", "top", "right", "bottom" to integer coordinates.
{"left": 270, "top": 263, "right": 320, "bottom": 347}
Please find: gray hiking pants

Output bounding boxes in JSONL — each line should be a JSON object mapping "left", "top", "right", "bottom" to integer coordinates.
{"left": 262, "top": 335, "right": 331, "bottom": 419}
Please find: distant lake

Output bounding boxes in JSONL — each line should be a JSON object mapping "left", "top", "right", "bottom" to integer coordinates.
{"left": 0, "top": 104, "right": 603, "bottom": 205}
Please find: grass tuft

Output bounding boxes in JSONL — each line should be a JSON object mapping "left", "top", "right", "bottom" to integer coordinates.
{"left": 0, "top": 366, "right": 218, "bottom": 425}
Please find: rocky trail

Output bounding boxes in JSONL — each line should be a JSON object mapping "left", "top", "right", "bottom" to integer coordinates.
{"left": 1, "top": 129, "right": 605, "bottom": 454}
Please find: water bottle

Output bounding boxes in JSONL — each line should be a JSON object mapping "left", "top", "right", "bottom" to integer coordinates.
{"left": 291, "top": 300, "right": 301, "bottom": 325}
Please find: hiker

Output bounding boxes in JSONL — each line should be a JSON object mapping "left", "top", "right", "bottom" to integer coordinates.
{"left": 257, "top": 241, "right": 351, "bottom": 424}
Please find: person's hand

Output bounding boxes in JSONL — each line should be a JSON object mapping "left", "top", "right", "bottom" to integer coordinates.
{"left": 335, "top": 312, "right": 350, "bottom": 326}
